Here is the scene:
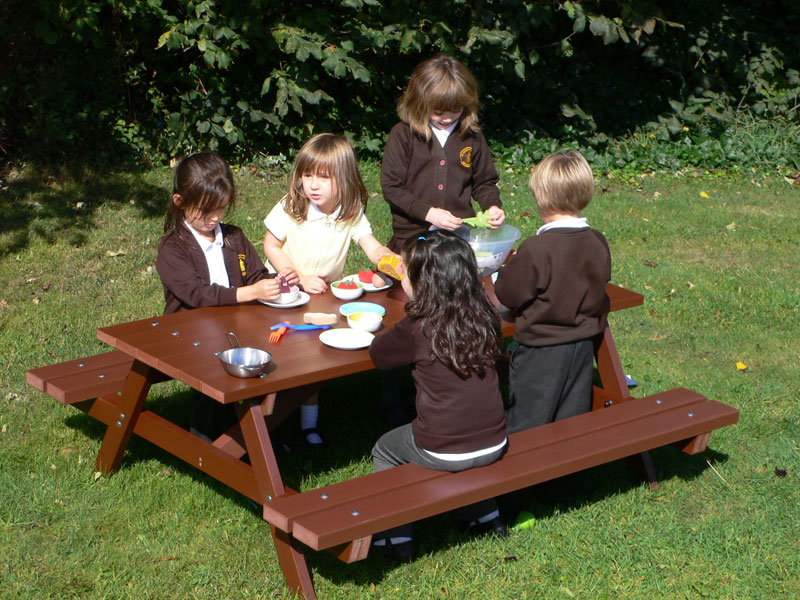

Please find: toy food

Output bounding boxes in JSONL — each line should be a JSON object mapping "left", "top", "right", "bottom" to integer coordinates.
{"left": 334, "top": 281, "right": 360, "bottom": 290}
{"left": 463, "top": 210, "right": 491, "bottom": 228}
{"left": 304, "top": 312, "right": 338, "bottom": 326}
{"left": 358, "top": 269, "right": 375, "bottom": 283}
{"left": 371, "top": 272, "right": 386, "bottom": 288}
{"left": 377, "top": 254, "right": 403, "bottom": 280}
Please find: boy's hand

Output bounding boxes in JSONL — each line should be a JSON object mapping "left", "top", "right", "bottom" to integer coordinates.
{"left": 487, "top": 205, "right": 505, "bottom": 228}
{"left": 426, "top": 207, "right": 462, "bottom": 231}
{"left": 249, "top": 278, "right": 280, "bottom": 301}
{"left": 300, "top": 274, "right": 328, "bottom": 295}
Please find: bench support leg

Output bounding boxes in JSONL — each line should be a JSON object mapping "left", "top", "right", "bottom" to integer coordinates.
{"left": 236, "top": 397, "right": 317, "bottom": 600}
{"left": 95, "top": 360, "right": 152, "bottom": 475}
{"left": 626, "top": 451, "right": 659, "bottom": 490}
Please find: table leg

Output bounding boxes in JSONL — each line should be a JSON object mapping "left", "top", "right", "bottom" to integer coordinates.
{"left": 235, "top": 398, "right": 317, "bottom": 600}
{"left": 594, "top": 325, "right": 658, "bottom": 488}
{"left": 95, "top": 360, "right": 153, "bottom": 475}
{"left": 594, "top": 325, "right": 631, "bottom": 402}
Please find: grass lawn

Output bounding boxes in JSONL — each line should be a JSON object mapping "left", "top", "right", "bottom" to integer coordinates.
{"left": 1, "top": 162, "right": 798, "bottom": 599}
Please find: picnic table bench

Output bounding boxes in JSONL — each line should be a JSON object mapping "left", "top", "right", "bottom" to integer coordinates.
{"left": 25, "top": 282, "right": 739, "bottom": 599}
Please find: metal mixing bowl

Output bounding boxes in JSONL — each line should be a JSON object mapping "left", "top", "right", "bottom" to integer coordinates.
{"left": 216, "top": 332, "right": 272, "bottom": 378}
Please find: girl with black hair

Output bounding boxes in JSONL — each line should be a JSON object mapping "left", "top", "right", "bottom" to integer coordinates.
{"left": 369, "top": 230, "right": 507, "bottom": 560}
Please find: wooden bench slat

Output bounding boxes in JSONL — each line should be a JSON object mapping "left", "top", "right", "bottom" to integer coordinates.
{"left": 268, "top": 395, "right": 738, "bottom": 551}
{"left": 26, "top": 352, "right": 133, "bottom": 404}
{"left": 262, "top": 387, "right": 704, "bottom": 531}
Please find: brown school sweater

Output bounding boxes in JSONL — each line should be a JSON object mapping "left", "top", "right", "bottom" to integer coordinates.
{"left": 494, "top": 227, "right": 611, "bottom": 347}
{"left": 369, "top": 317, "right": 507, "bottom": 454}
{"left": 381, "top": 121, "right": 501, "bottom": 250}
{"left": 156, "top": 223, "right": 273, "bottom": 314}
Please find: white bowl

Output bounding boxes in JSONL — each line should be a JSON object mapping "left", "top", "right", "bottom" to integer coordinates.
{"left": 331, "top": 280, "right": 365, "bottom": 300}
{"left": 347, "top": 311, "right": 383, "bottom": 332}
{"left": 275, "top": 286, "right": 300, "bottom": 304}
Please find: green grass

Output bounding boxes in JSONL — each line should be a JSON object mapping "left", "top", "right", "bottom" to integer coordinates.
{"left": 1, "top": 162, "right": 799, "bottom": 599}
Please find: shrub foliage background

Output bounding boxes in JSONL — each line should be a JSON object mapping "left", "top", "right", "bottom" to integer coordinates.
{"left": 2, "top": 0, "right": 798, "bottom": 167}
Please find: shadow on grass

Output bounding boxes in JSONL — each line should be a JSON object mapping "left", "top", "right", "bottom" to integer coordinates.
{"left": 0, "top": 165, "right": 167, "bottom": 257}
{"left": 60, "top": 370, "right": 731, "bottom": 591}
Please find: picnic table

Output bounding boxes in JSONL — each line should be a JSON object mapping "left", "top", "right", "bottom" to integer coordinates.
{"left": 26, "top": 281, "right": 738, "bottom": 599}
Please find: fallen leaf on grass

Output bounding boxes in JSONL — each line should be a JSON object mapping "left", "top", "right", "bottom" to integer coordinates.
{"left": 687, "top": 281, "right": 696, "bottom": 289}
{"left": 643, "top": 259, "right": 657, "bottom": 267}
{"left": 775, "top": 468, "right": 787, "bottom": 478}
{"left": 699, "top": 191, "right": 710, "bottom": 198}
{"left": 93, "top": 471, "right": 103, "bottom": 482}
{"left": 519, "top": 210, "right": 532, "bottom": 219}
{"left": 504, "top": 555, "right": 518, "bottom": 562}
{"left": 105, "top": 249, "right": 126, "bottom": 257}
{"left": 736, "top": 361, "right": 748, "bottom": 371}
{"left": 666, "top": 288, "right": 676, "bottom": 298}
{"left": 783, "top": 173, "right": 800, "bottom": 186}
{"left": 725, "top": 222, "right": 737, "bottom": 231}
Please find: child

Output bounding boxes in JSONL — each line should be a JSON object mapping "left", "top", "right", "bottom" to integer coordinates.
{"left": 494, "top": 150, "right": 611, "bottom": 435}
{"left": 156, "top": 151, "right": 299, "bottom": 441}
{"left": 369, "top": 231, "right": 508, "bottom": 561}
{"left": 263, "top": 133, "right": 397, "bottom": 444}
{"left": 381, "top": 54, "right": 505, "bottom": 252}
{"left": 264, "top": 133, "right": 395, "bottom": 294}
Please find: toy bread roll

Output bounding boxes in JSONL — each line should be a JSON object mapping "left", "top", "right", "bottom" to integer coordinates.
{"left": 304, "top": 312, "right": 338, "bottom": 326}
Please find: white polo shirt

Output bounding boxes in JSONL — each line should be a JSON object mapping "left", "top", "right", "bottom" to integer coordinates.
{"left": 184, "top": 221, "right": 230, "bottom": 287}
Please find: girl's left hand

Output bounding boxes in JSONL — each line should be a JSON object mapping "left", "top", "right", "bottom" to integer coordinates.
{"left": 487, "top": 205, "right": 505, "bottom": 228}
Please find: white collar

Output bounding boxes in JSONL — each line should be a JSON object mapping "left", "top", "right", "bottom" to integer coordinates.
{"left": 306, "top": 200, "right": 342, "bottom": 222}
{"left": 536, "top": 217, "right": 589, "bottom": 236}
{"left": 430, "top": 120, "right": 459, "bottom": 147}
{"left": 184, "top": 220, "right": 224, "bottom": 250}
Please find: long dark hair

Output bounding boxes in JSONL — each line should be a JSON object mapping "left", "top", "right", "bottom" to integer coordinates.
{"left": 164, "top": 152, "right": 236, "bottom": 232}
{"left": 403, "top": 230, "right": 503, "bottom": 378}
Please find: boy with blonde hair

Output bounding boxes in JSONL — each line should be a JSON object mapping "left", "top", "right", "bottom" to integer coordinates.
{"left": 495, "top": 150, "right": 611, "bottom": 433}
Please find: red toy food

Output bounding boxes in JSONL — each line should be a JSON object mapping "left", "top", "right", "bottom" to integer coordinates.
{"left": 358, "top": 269, "right": 375, "bottom": 283}
{"left": 335, "top": 281, "right": 359, "bottom": 290}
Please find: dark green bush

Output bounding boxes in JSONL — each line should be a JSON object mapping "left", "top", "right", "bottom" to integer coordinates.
{"left": 1, "top": 1, "right": 798, "bottom": 169}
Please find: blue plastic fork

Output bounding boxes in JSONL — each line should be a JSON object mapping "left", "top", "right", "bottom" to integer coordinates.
{"left": 269, "top": 321, "right": 330, "bottom": 331}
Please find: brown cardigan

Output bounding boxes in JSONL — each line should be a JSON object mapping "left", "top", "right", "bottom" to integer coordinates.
{"left": 381, "top": 122, "right": 501, "bottom": 251}
{"left": 495, "top": 227, "right": 611, "bottom": 347}
{"left": 155, "top": 223, "right": 273, "bottom": 314}
{"left": 370, "top": 316, "right": 507, "bottom": 454}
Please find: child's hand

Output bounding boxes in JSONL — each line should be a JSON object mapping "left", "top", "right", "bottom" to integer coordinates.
{"left": 278, "top": 267, "right": 299, "bottom": 287}
{"left": 300, "top": 274, "right": 328, "bottom": 295}
{"left": 238, "top": 278, "right": 281, "bottom": 303}
{"left": 487, "top": 205, "right": 505, "bottom": 228}
{"left": 426, "top": 207, "right": 462, "bottom": 231}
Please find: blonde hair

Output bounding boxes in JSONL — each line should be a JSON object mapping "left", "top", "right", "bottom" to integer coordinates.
{"left": 397, "top": 55, "right": 480, "bottom": 141}
{"left": 529, "top": 150, "right": 594, "bottom": 215}
{"left": 284, "top": 133, "right": 368, "bottom": 223}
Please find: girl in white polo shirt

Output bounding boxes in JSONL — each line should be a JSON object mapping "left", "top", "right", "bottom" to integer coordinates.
{"left": 264, "top": 133, "right": 398, "bottom": 444}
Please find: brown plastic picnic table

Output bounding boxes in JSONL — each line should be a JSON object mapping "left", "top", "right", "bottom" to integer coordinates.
{"left": 75, "top": 282, "right": 642, "bottom": 598}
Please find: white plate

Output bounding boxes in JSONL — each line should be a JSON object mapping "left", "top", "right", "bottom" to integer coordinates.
{"left": 259, "top": 291, "right": 311, "bottom": 309}
{"left": 319, "top": 328, "right": 375, "bottom": 350}
{"left": 341, "top": 273, "right": 393, "bottom": 292}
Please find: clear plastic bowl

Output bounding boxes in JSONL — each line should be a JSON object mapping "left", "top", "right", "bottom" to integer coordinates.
{"left": 453, "top": 223, "right": 522, "bottom": 277}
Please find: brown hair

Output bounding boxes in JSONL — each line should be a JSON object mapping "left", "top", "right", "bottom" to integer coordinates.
{"left": 402, "top": 231, "right": 503, "bottom": 378}
{"left": 284, "top": 133, "right": 368, "bottom": 224}
{"left": 164, "top": 152, "right": 236, "bottom": 232}
{"left": 529, "top": 150, "right": 594, "bottom": 216}
{"left": 397, "top": 55, "right": 481, "bottom": 141}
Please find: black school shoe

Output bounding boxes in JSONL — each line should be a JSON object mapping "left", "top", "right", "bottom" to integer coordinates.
{"left": 457, "top": 515, "right": 508, "bottom": 538}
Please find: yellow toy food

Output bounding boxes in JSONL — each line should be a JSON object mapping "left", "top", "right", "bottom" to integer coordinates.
{"left": 377, "top": 254, "right": 404, "bottom": 280}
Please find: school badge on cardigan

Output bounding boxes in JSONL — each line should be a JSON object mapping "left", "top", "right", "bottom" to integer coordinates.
{"left": 459, "top": 146, "right": 473, "bottom": 168}
{"left": 238, "top": 253, "right": 247, "bottom": 277}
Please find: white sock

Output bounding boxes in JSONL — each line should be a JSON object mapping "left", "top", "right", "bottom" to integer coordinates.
{"left": 300, "top": 404, "right": 322, "bottom": 445}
